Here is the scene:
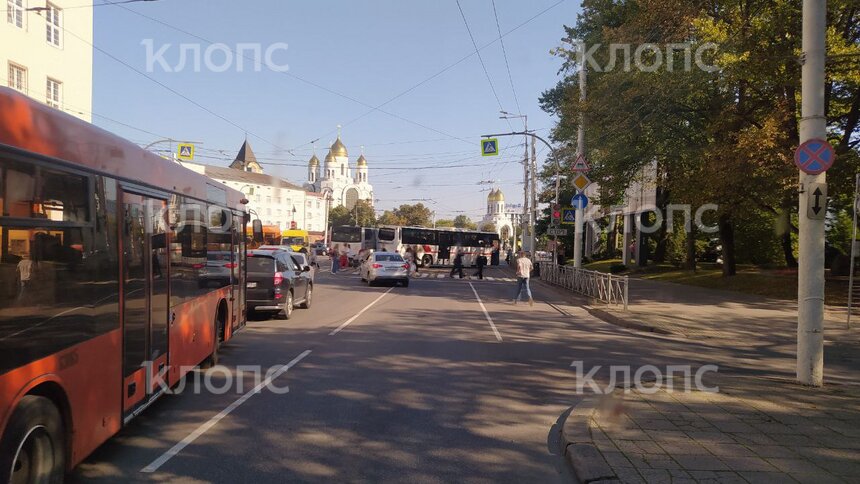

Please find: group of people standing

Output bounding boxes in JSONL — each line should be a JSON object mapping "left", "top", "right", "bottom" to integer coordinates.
{"left": 329, "top": 243, "right": 356, "bottom": 274}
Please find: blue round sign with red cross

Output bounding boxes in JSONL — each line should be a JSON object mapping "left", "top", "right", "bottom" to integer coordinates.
{"left": 794, "top": 138, "right": 835, "bottom": 175}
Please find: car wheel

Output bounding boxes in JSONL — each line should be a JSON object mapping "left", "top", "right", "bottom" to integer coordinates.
{"left": 299, "top": 284, "right": 313, "bottom": 309}
{"left": 0, "top": 396, "right": 65, "bottom": 484}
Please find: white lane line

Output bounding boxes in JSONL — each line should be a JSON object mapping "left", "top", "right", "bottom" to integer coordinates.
{"left": 468, "top": 282, "right": 502, "bottom": 342}
{"left": 329, "top": 287, "right": 394, "bottom": 336}
{"left": 141, "top": 349, "right": 312, "bottom": 473}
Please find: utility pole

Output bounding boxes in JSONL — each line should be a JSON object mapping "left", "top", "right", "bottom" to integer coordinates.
{"left": 573, "top": 55, "right": 587, "bottom": 269}
{"left": 530, "top": 134, "right": 537, "bottom": 257}
{"left": 797, "top": 0, "right": 826, "bottom": 387}
{"left": 522, "top": 116, "right": 530, "bottom": 252}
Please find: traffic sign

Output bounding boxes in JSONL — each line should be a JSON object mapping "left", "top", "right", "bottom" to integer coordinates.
{"left": 571, "top": 153, "right": 590, "bottom": 172}
{"left": 177, "top": 143, "right": 195, "bottom": 161}
{"left": 547, "top": 228, "right": 568, "bottom": 236}
{"left": 795, "top": 138, "right": 834, "bottom": 175}
{"left": 807, "top": 183, "right": 827, "bottom": 220}
{"left": 481, "top": 138, "right": 499, "bottom": 156}
{"left": 572, "top": 173, "right": 591, "bottom": 191}
{"left": 561, "top": 208, "right": 576, "bottom": 225}
{"left": 571, "top": 193, "right": 589, "bottom": 210}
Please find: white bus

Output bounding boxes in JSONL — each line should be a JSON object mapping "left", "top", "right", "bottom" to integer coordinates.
{"left": 376, "top": 226, "right": 500, "bottom": 267}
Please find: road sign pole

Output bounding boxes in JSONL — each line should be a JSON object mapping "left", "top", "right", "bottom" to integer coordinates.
{"left": 797, "top": 0, "right": 826, "bottom": 387}
{"left": 573, "top": 55, "right": 586, "bottom": 269}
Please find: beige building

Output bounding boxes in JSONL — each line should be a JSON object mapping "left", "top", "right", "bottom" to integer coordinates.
{"left": 182, "top": 141, "right": 327, "bottom": 238}
{"left": 2, "top": 0, "right": 93, "bottom": 121}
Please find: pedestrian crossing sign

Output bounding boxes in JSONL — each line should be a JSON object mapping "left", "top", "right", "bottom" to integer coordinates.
{"left": 561, "top": 207, "right": 576, "bottom": 224}
{"left": 177, "top": 143, "right": 195, "bottom": 161}
{"left": 481, "top": 138, "right": 499, "bottom": 156}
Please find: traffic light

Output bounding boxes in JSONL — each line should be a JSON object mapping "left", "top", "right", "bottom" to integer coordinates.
{"left": 551, "top": 203, "right": 561, "bottom": 225}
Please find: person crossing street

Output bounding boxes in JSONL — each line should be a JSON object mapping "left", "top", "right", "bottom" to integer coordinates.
{"left": 449, "top": 250, "right": 464, "bottom": 279}
{"left": 512, "top": 251, "right": 533, "bottom": 306}
{"left": 473, "top": 252, "right": 487, "bottom": 280}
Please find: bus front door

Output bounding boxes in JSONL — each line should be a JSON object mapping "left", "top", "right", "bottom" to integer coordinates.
{"left": 122, "top": 192, "right": 170, "bottom": 418}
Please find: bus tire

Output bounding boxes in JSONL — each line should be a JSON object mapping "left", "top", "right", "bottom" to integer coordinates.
{"left": 422, "top": 255, "right": 432, "bottom": 267}
{"left": 201, "top": 309, "right": 223, "bottom": 369}
{"left": 0, "top": 395, "right": 66, "bottom": 484}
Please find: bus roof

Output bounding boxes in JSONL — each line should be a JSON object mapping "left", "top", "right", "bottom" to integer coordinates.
{"left": 0, "top": 87, "right": 245, "bottom": 209}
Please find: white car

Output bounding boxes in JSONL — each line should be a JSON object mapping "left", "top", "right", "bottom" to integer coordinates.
{"left": 360, "top": 251, "right": 410, "bottom": 287}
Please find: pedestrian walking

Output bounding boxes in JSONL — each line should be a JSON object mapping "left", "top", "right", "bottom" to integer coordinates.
{"left": 331, "top": 244, "right": 340, "bottom": 274}
{"left": 512, "top": 251, "right": 534, "bottom": 306}
{"left": 473, "top": 252, "right": 487, "bottom": 280}
{"left": 449, "top": 250, "right": 464, "bottom": 279}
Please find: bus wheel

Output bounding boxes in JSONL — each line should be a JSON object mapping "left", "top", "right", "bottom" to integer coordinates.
{"left": 422, "top": 255, "right": 432, "bottom": 267}
{"left": 0, "top": 395, "right": 65, "bottom": 484}
{"left": 201, "top": 310, "right": 223, "bottom": 369}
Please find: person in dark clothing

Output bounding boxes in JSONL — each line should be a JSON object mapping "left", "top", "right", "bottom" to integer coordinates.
{"left": 449, "top": 251, "right": 464, "bottom": 279}
{"left": 474, "top": 253, "right": 487, "bottom": 279}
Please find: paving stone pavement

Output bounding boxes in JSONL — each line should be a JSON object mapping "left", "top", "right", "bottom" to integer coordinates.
{"left": 590, "top": 374, "right": 860, "bottom": 483}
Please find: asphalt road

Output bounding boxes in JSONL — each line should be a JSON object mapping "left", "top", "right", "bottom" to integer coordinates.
{"left": 70, "top": 262, "right": 720, "bottom": 483}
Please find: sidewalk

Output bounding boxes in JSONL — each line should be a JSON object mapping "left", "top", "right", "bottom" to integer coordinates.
{"left": 563, "top": 374, "right": 860, "bottom": 483}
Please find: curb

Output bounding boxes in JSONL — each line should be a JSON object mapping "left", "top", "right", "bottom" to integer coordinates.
{"left": 561, "top": 398, "right": 618, "bottom": 483}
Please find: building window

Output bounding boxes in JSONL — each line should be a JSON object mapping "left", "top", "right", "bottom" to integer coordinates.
{"left": 8, "top": 63, "right": 26, "bottom": 93}
{"left": 46, "top": 78, "right": 61, "bottom": 108}
{"left": 306, "top": 200, "right": 311, "bottom": 208}
{"left": 7, "top": 0, "right": 24, "bottom": 28}
{"left": 45, "top": 3, "right": 62, "bottom": 47}
{"left": 266, "top": 196, "right": 271, "bottom": 204}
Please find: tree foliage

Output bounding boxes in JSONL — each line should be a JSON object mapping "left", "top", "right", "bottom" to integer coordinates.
{"left": 380, "top": 203, "right": 433, "bottom": 227}
{"left": 540, "top": 0, "right": 859, "bottom": 273}
{"left": 453, "top": 215, "right": 477, "bottom": 229}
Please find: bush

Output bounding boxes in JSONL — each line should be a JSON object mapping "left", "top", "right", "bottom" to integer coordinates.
{"left": 609, "top": 263, "right": 628, "bottom": 274}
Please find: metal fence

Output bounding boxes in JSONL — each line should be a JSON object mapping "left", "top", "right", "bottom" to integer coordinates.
{"left": 538, "top": 262, "right": 629, "bottom": 310}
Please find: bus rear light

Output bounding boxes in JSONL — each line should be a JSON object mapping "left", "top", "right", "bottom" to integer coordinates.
{"left": 192, "top": 263, "right": 205, "bottom": 269}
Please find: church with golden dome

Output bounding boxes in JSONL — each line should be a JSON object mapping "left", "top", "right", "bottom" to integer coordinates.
{"left": 481, "top": 188, "right": 514, "bottom": 242}
{"left": 304, "top": 130, "right": 374, "bottom": 210}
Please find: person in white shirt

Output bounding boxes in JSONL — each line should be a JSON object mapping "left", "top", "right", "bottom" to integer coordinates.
{"left": 512, "top": 251, "right": 533, "bottom": 306}
{"left": 16, "top": 254, "right": 34, "bottom": 301}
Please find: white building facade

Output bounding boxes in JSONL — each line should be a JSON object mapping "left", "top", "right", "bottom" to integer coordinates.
{"left": 480, "top": 189, "right": 514, "bottom": 242}
{"left": 2, "top": 0, "right": 93, "bottom": 122}
{"left": 182, "top": 140, "right": 327, "bottom": 237}
{"left": 305, "top": 134, "right": 374, "bottom": 210}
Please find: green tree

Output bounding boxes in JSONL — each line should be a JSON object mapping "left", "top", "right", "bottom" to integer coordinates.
{"left": 481, "top": 222, "right": 497, "bottom": 233}
{"left": 435, "top": 219, "right": 455, "bottom": 228}
{"left": 377, "top": 210, "right": 404, "bottom": 226}
{"left": 329, "top": 205, "right": 352, "bottom": 228}
{"left": 453, "top": 215, "right": 477, "bottom": 229}
{"left": 393, "top": 203, "right": 433, "bottom": 227}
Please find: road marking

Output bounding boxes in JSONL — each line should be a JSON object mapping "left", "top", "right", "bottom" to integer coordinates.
{"left": 468, "top": 282, "right": 502, "bottom": 342}
{"left": 141, "top": 349, "right": 312, "bottom": 474}
{"left": 329, "top": 287, "right": 394, "bottom": 336}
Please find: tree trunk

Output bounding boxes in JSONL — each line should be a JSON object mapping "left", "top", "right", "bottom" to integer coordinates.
{"left": 781, "top": 230, "right": 797, "bottom": 268}
{"left": 653, "top": 186, "right": 670, "bottom": 263}
{"left": 685, "top": 225, "right": 697, "bottom": 271}
{"left": 718, "top": 213, "right": 736, "bottom": 276}
{"left": 607, "top": 215, "right": 618, "bottom": 258}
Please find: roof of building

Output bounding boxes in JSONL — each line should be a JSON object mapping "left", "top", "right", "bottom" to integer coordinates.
{"left": 229, "top": 140, "right": 263, "bottom": 172}
{"left": 202, "top": 164, "right": 305, "bottom": 191}
{"left": 356, "top": 154, "right": 367, "bottom": 167}
{"left": 308, "top": 154, "right": 320, "bottom": 166}
{"left": 330, "top": 136, "right": 348, "bottom": 157}
{"left": 488, "top": 188, "right": 505, "bottom": 202}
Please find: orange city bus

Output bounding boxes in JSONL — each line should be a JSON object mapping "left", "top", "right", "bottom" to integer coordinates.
{"left": 0, "top": 87, "right": 250, "bottom": 481}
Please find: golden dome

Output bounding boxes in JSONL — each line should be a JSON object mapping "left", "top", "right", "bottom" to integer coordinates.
{"left": 308, "top": 154, "right": 320, "bottom": 166}
{"left": 488, "top": 189, "right": 505, "bottom": 202}
{"left": 356, "top": 154, "right": 367, "bottom": 167}
{"left": 330, "top": 137, "right": 348, "bottom": 157}
{"left": 325, "top": 150, "right": 335, "bottom": 163}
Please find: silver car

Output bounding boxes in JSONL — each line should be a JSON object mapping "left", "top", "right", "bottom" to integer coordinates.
{"left": 360, "top": 251, "right": 409, "bottom": 287}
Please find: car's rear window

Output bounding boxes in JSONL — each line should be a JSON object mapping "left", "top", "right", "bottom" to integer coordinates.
{"left": 375, "top": 254, "right": 404, "bottom": 262}
{"left": 208, "top": 252, "right": 229, "bottom": 261}
{"left": 248, "top": 256, "right": 275, "bottom": 272}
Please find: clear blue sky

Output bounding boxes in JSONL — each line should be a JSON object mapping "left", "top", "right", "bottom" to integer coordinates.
{"left": 92, "top": 0, "right": 578, "bottom": 220}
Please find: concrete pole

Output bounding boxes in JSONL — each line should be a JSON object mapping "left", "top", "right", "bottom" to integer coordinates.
{"left": 622, "top": 214, "right": 631, "bottom": 266}
{"left": 797, "top": 0, "right": 826, "bottom": 386}
{"left": 522, "top": 117, "right": 529, "bottom": 252}
{"left": 573, "top": 59, "right": 586, "bottom": 268}
{"left": 530, "top": 135, "right": 537, "bottom": 257}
